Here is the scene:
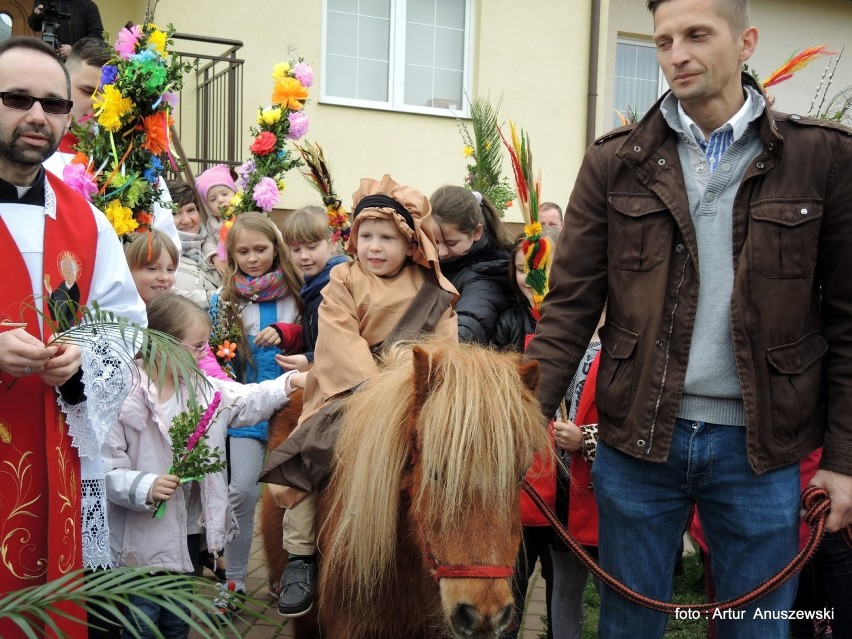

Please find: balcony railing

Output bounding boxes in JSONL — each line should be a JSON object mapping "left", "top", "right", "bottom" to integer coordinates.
{"left": 170, "top": 33, "right": 244, "bottom": 180}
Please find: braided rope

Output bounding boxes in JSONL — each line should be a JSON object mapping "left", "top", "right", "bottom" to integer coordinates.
{"left": 522, "top": 481, "right": 850, "bottom": 614}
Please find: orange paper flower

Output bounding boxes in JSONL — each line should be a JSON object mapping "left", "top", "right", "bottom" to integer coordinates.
{"left": 141, "top": 112, "right": 172, "bottom": 154}
{"left": 272, "top": 76, "right": 308, "bottom": 111}
{"left": 216, "top": 340, "right": 237, "bottom": 361}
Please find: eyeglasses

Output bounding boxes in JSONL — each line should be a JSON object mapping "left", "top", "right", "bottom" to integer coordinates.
{"left": 0, "top": 92, "right": 72, "bottom": 115}
{"left": 181, "top": 342, "right": 208, "bottom": 357}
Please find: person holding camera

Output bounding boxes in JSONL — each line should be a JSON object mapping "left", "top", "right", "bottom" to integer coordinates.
{"left": 28, "top": 0, "right": 103, "bottom": 59}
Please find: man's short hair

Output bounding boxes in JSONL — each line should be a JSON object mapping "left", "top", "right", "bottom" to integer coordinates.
{"left": 539, "top": 202, "right": 563, "bottom": 220}
{"left": 0, "top": 36, "right": 70, "bottom": 98}
{"left": 647, "top": 0, "right": 749, "bottom": 33}
{"left": 67, "top": 37, "right": 111, "bottom": 69}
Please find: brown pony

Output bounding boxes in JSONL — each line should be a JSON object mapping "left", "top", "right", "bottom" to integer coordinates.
{"left": 261, "top": 340, "right": 551, "bottom": 638}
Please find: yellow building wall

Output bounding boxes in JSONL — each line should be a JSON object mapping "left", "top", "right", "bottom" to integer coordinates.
{"left": 149, "top": 0, "right": 591, "bottom": 220}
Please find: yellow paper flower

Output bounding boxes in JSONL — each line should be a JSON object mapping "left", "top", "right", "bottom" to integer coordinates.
{"left": 257, "top": 107, "right": 282, "bottom": 126}
{"left": 271, "top": 62, "right": 291, "bottom": 81}
{"left": 524, "top": 221, "right": 543, "bottom": 237}
{"left": 103, "top": 199, "right": 139, "bottom": 236}
{"left": 230, "top": 192, "right": 243, "bottom": 207}
{"left": 147, "top": 29, "right": 167, "bottom": 55}
{"left": 272, "top": 76, "right": 308, "bottom": 111}
{"left": 277, "top": 179, "right": 287, "bottom": 191}
{"left": 463, "top": 145, "right": 474, "bottom": 157}
{"left": 93, "top": 85, "right": 134, "bottom": 132}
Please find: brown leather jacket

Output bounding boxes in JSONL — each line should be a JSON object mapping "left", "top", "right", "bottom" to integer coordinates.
{"left": 526, "top": 80, "right": 852, "bottom": 474}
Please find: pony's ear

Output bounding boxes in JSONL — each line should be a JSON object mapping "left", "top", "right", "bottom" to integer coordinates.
{"left": 411, "top": 346, "right": 440, "bottom": 412}
{"left": 518, "top": 360, "right": 540, "bottom": 392}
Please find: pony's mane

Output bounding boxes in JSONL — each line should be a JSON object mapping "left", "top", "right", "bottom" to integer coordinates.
{"left": 321, "top": 339, "right": 551, "bottom": 605}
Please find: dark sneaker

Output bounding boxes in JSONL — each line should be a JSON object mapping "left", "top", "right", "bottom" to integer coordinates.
{"left": 209, "top": 580, "right": 246, "bottom": 621}
{"left": 277, "top": 558, "right": 317, "bottom": 617}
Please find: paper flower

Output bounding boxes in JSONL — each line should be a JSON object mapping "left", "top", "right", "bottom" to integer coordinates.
{"left": 287, "top": 111, "right": 309, "bottom": 140}
{"left": 99, "top": 64, "right": 118, "bottom": 88}
{"left": 147, "top": 28, "right": 168, "bottom": 56}
{"left": 293, "top": 62, "right": 314, "bottom": 88}
{"left": 93, "top": 84, "right": 134, "bottom": 132}
{"left": 141, "top": 112, "right": 170, "bottom": 154}
{"left": 62, "top": 163, "right": 98, "bottom": 202}
{"left": 250, "top": 131, "right": 277, "bottom": 156}
{"left": 257, "top": 106, "right": 282, "bottom": 126}
{"left": 272, "top": 76, "right": 309, "bottom": 111}
{"left": 252, "top": 177, "right": 280, "bottom": 212}
{"left": 271, "top": 62, "right": 291, "bottom": 81}
{"left": 216, "top": 340, "right": 237, "bottom": 361}
{"left": 103, "top": 199, "right": 139, "bottom": 236}
{"left": 114, "top": 24, "right": 142, "bottom": 60}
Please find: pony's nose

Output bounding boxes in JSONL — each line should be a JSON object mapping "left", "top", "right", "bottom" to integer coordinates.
{"left": 450, "top": 602, "right": 515, "bottom": 636}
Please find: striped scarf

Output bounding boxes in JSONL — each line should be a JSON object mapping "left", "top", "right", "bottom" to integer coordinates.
{"left": 233, "top": 269, "right": 290, "bottom": 301}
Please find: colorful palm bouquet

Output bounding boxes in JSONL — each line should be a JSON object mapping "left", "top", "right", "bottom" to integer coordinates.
{"left": 65, "top": 23, "right": 191, "bottom": 240}
{"left": 228, "top": 58, "right": 313, "bottom": 220}
{"left": 297, "top": 141, "right": 351, "bottom": 251}
{"left": 154, "top": 391, "right": 227, "bottom": 518}
{"left": 501, "top": 122, "right": 552, "bottom": 318}
{"left": 208, "top": 297, "right": 245, "bottom": 377}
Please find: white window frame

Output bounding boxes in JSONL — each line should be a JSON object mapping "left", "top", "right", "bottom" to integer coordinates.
{"left": 612, "top": 37, "right": 666, "bottom": 128}
{"left": 320, "top": 0, "right": 475, "bottom": 118}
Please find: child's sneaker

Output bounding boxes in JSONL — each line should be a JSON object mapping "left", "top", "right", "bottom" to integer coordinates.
{"left": 277, "top": 556, "right": 316, "bottom": 617}
{"left": 209, "top": 580, "right": 245, "bottom": 620}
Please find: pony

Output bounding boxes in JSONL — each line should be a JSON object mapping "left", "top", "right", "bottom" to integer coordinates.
{"left": 261, "top": 340, "right": 551, "bottom": 638}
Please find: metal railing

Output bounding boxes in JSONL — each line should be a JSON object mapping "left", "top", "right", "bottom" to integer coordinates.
{"left": 170, "top": 33, "right": 244, "bottom": 180}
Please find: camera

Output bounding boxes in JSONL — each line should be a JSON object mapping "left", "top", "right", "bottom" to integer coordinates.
{"left": 38, "top": 2, "right": 71, "bottom": 51}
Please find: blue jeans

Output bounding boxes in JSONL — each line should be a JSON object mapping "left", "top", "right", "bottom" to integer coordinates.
{"left": 122, "top": 592, "right": 190, "bottom": 639}
{"left": 592, "top": 419, "right": 800, "bottom": 638}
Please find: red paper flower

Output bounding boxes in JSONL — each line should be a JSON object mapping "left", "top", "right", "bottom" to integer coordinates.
{"left": 251, "top": 132, "right": 277, "bottom": 156}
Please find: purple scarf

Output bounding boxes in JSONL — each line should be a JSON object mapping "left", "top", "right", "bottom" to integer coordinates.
{"left": 233, "top": 269, "right": 290, "bottom": 301}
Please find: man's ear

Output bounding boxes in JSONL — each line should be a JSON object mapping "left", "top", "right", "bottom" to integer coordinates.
{"left": 739, "top": 26, "right": 758, "bottom": 63}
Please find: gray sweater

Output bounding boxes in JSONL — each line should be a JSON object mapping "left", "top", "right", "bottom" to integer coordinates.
{"left": 661, "top": 88, "right": 766, "bottom": 427}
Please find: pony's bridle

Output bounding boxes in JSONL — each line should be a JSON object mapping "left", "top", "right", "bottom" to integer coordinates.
{"left": 416, "top": 522, "right": 515, "bottom": 582}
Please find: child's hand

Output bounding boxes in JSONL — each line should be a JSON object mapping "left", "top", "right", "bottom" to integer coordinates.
{"left": 290, "top": 371, "right": 308, "bottom": 389}
{"left": 212, "top": 256, "right": 227, "bottom": 276}
{"left": 553, "top": 420, "right": 583, "bottom": 452}
{"left": 255, "top": 327, "right": 282, "bottom": 348}
{"left": 276, "top": 353, "right": 309, "bottom": 372}
{"left": 149, "top": 474, "right": 180, "bottom": 503}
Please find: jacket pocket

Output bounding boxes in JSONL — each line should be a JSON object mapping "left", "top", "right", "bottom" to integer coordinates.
{"left": 608, "top": 193, "right": 672, "bottom": 272}
{"left": 596, "top": 322, "right": 639, "bottom": 425}
{"left": 751, "top": 198, "right": 822, "bottom": 279}
{"left": 766, "top": 331, "right": 827, "bottom": 441}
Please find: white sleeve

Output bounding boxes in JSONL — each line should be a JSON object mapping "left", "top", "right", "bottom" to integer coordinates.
{"left": 88, "top": 204, "right": 147, "bottom": 327}
{"left": 209, "top": 371, "right": 297, "bottom": 429}
{"left": 102, "top": 422, "right": 157, "bottom": 512}
{"left": 152, "top": 177, "right": 181, "bottom": 254}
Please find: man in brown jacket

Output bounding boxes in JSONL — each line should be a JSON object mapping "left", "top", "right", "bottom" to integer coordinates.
{"left": 525, "top": 0, "right": 852, "bottom": 636}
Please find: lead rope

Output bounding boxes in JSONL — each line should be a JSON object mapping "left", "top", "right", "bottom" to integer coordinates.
{"left": 522, "top": 481, "right": 852, "bottom": 614}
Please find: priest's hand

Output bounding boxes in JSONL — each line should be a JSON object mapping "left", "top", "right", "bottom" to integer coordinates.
{"left": 39, "top": 342, "right": 81, "bottom": 387}
{"left": 0, "top": 328, "right": 58, "bottom": 377}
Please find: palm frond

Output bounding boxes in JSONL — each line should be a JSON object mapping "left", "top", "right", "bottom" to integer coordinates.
{"left": 0, "top": 567, "right": 279, "bottom": 638}
{"left": 37, "top": 299, "right": 210, "bottom": 410}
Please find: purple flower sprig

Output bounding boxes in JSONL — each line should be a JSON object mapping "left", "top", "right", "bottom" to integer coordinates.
{"left": 185, "top": 391, "right": 221, "bottom": 453}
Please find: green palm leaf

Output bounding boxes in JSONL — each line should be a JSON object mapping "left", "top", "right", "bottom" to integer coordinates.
{"left": 0, "top": 567, "right": 279, "bottom": 638}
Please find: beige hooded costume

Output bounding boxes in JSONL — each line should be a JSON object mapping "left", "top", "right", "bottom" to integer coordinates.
{"left": 259, "top": 175, "right": 458, "bottom": 504}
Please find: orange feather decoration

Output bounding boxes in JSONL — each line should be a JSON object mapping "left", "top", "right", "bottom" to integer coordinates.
{"left": 762, "top": 45, "right": 836, "bottom": 89}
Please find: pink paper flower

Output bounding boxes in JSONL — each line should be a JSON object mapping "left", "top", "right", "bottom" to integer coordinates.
{"left": 287, "top": 111, "right": 309, "bottom": 140}
{"left": 186, "top": 392, "right": 222, "bottom": 452}
{"left": 293, "top": 62, "right": 314, "bottom": 88}
{"left": 252, "top": 177, "right": 280, "bottom": 213}
{"left": 114, "top": 25, "right": 142, "bottom": 60}
{"left": 62, "top": 163, "right": 98, "bottom": 201}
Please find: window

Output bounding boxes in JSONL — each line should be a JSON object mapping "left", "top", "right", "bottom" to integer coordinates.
{"left": 323, "top": 0, "right": 474, "bottom": 117}
{"left": 0, "top": 14, "right": 11, "bottom": 43}
{"left": 613, "top": 38, "right": 665, "bottom": 128}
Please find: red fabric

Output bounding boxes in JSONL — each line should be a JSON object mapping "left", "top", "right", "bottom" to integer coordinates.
{"left": 567, "top": 352, "right": 601, "bottom": 546}
{"left": 0, "top": 173, "right": 97, "bottom": 639}
{"left": 58, "top": 132, "right": 78, "bottom": 154}
{"left": 273, "top": 321, "right": 304, "bottom": 354}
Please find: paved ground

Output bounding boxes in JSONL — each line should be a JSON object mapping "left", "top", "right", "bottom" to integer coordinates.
{"left": 191, "top": 515, "right": 548, "bottom": 638}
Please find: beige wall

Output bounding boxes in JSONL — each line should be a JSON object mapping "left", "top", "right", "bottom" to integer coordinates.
{"left": 96, "top": 0, "right": 146, "bottom": 40}
{"left": 149, "top": 0, "right": 591, "bottom": 221}
{"left": 604, "top": 0, "right": 852, "bottom": 127}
